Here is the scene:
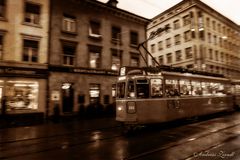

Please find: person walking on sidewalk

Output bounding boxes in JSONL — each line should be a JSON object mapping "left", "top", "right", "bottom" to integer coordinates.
{"left": 1, "top": 96, "right": 7, "bottom": 117}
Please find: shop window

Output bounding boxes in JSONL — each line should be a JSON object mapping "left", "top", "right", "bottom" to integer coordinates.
{"left": 88, "top": 45, "right": 101, "bottom": 68}
{"left": 89, "top": 84, "right": 100, "bottom": 104}
{"left": 0, "top": 0, "right": 6, "bottom": 18}
{"left": 111, "top": 26, "right": 121, "bottom": 42}
{"left": 150, "top": 79, "right": 163, "bottom": 97}
{"left": 192, "top": 81, "right": 202, "bottom": 96}
{"left": 111, "top": 49, "right": 122, "bottom": 71}
{"left": 89, "top": 20, "right": 101, "bottom": 38}
{"left": 5, "top": 81, "right": 39, "bottom": 110}
{"left": 130, "top": 53, "right": 139, "bottom": 67}
{"left": 23, "top": 39, "right": 39, "bottom": 62}
{"left": 62, "top": 14, "right": 76, "bottom": 33}
{"left": 24, "top": 2, "right": 41, "bottom": 25}
{"left": 179, "top": 80, "right": 191, "bottom": 96}
{"left": 62, "top": 42, "right": 76, "bottom": 66}
{"left": 130, "top": 31, "right": 138, "bottom": 46}
{"left": 165, "top": 79, "right": 179, "bottom": 97}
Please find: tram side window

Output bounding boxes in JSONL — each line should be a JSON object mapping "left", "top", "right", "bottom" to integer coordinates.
{"left": 192, "top": 81, "right": 202, "bottom": 96}
{"left": 136, "top": 79, "right": 149, "bottom": 98}
{"left": 117, "top": 82, "right": 125, "bottom": 98}
{"left": 127, "top": 80, "right": 135, "bottom": 98}
{"left": 165, "top": 79, "right": 179, "bottom": 97}
{"left": 201, "top": 82, "right": 212, "bottom": 96}
{"left": 150, "top": 79, "right": 163, "bottom": 98}
{"left": 179, "top": 80, "right": 191, "bottom": 96}
{"left": 213, "top": 83, "right": 226, "bottom": 95}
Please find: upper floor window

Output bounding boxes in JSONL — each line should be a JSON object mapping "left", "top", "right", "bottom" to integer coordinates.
{"left": 130, "top": 53, "right": 139, "bottom": 67}
{"left": 24, "top": 2, "right": 41, "bottom": 25}
{"left": 175, "top": 34, "right": 181, "bottom": 45}
{"left": 23, "top": 39, "right": 39, "bottom": 62}
{"left": 111, "top": 49, "right": 122, "bottom": 71}
{"left": 184, "top": 30, "right": 191, "bottom": 42}
{"left": 175, "top": 50, "right": 182, "bottom": 62}
{"left": 62, "top": 42, "right": 76, "bottom": 66}
{"left": 183, "top": 14, "right": 190, "bottom": 26}
{"left": 158, "top": 41, "right": 163, "bottom": 50}
{"left": 212, "top": 21, "right": 216, "bottom": 30}
{"left": 173, "top": 20, "right": 180, "bottom": 29}
{"left": 62, "top": 14, "right": 76, "bottom": 33}
{"left": 185, "top": 47, "right": 193, "bottom": 59}
{"left": 206, "top": 17, "right": 210, "bottom": 27}
{"left": 166, "top": 53, "right": 172, "bottom": 64}
{"left": 0, "top": 0, "right": 6, "bottom": 18}
{"left": 130, "top": 31, "right": 138, "bottom": 46}
{"left": 166, "top": 38, "right": 171, "bottom": 48}
{"left": 209, "top": 49, "right": 213, "bottom": 60}
{"left": 158, "top": 55, "right": 163, "bottom": 65}
{"left": 89, "top": 45, "right": 101, "bottom": 68}
{"left": 111, "top": 26, "right": 121, "bottom": 42}
{"left": 151, "top": 44, "right": 155, "bottom": 53}
{"left": 89, "top": 20, "right": 101, "bottom": 38}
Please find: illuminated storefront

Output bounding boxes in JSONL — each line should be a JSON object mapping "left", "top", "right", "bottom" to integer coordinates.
{"left": 0, "top": 67, "right": 47, "bottom": 114}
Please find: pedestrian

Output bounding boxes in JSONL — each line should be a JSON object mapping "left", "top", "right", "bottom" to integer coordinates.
{"left": 53, "top": 103, "right": 60, "bottom": 123}
{"left": 1, "top": 96, "right": 7, "bottom": 117}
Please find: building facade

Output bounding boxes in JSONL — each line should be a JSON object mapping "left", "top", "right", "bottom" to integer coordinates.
{"left": 0, "top": 0, "right": 49, "bottom": 114}
{"left": 48, "top": 0, "right": 149, "bottom": 116}
{"left": 147, "top": 0, "right": 240, "bottom": 78}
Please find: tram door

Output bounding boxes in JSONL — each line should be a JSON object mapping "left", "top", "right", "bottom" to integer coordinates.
{"left": 62, "top": 83, "right": 74, "bottom": 113}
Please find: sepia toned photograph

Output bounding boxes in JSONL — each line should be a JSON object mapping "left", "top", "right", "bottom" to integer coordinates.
{"left": 0, "top": 0, "right": 240, "bottom": 159}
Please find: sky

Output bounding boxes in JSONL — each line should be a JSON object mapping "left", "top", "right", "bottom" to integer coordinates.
{"left": 97, "top": 0, "right": 240, "bottom": 25}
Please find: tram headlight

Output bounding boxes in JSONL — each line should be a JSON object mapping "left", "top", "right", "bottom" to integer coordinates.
{"left": 127, "top": 101, "right": 136, "bottom": 114}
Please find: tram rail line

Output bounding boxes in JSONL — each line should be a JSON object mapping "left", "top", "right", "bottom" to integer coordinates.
{"left": 0, "top": 126, "right": 123, "bottom": 159}
{"left": 123, "top": 122, "right": 240, "bottom": 160}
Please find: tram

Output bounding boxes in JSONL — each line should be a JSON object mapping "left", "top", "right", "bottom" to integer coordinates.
{"left": 116, "top": 66, "right": 235, "bottom": 130}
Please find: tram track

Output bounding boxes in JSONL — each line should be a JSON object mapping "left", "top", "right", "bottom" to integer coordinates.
{"left": 123, "top": 121, "right": 240, "bottom": 160}
{"left": 0, "top": 125, "right": 122, "bottom": 159}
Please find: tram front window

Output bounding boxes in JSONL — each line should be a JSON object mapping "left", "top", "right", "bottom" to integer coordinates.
{"left": 136, "top": 79, "right": 149, "bottom": 98}
{"left": 127, "top": 80, "right": 135, "bottom": 98}
{"left": 117, "top": 82, "right": 125, "bottom": 98}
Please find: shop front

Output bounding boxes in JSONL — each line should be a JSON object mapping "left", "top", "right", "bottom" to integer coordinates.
{"left": 0, "top": 67, "right": 47, "bottom": 116}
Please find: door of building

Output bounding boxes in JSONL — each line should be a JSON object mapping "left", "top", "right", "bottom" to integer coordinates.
{"left": 62, "top": 83, "right": 74, "bottom": 113}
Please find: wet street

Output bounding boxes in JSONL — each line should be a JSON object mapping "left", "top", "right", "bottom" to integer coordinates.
{"left": 1, "top": 112, "right": 240, "bottom": 160}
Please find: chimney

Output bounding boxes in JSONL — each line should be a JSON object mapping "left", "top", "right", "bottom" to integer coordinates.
{"left": 106, "top": 0, "right": 118, "bottom": 7}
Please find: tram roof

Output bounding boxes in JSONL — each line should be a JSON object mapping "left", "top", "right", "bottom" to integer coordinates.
{"left": 119, "top": 66, "right": 230, "bottom": 82}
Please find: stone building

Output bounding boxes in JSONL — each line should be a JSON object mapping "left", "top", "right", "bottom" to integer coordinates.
{"left": 0, "top": 0, "right": 49, "bottom": 115}
{"left": 48, "top": 0, "right": 150, "bottom": 116}
{"left": 147, "top": 0, "right": 240, "bottom": 78}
